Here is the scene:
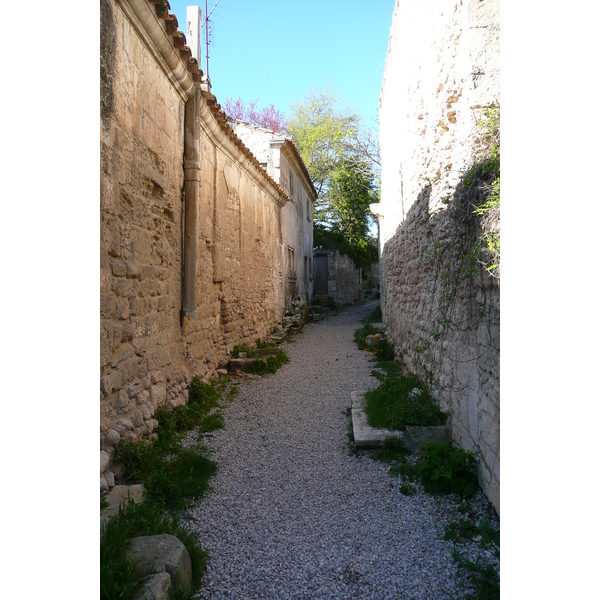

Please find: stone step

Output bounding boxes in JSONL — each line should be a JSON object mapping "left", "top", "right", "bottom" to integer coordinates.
{"left": 267, "top": 332, "right": 287, "bottom": 343}
{"left": 228, "top": 357, "right": 268, "bottom": 372}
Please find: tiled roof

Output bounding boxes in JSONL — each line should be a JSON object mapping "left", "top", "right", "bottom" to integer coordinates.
{"left": 147, "top": 0, "right": 289, "bottom": 201}
{"left": 150, "top": 0, "right": 203, "bottom": 82}
{"left": 200, "top": 93, "right": 290, "bottom": 201}
{"left": 227, "top": 118, "right": 318, "bottom": 201}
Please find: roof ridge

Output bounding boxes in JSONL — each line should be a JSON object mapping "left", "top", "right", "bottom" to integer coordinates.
{"left": 139, "top": 1, "right": 288, "bottom": 202}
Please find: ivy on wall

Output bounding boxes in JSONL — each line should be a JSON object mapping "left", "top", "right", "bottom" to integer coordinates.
{"left": 411, "top": 106, "right": 500, "bottom": 386}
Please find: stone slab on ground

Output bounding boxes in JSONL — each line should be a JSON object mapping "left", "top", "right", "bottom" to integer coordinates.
{"left": 350, "top": 391, "right": 451, "bottom": 451}
{"left": 267, "top": 332, "right": 287, "bottom": 342}
{"left": 403, "top": 424, "right": 452, "bottom": 452}
{"left": 351, "top": 391, "right": 401, "bottom": 448}
{"left": 101, "top": 484, "right": 145, "bottom": 530}
{"left": 126, "top": 534, "right": 192, "bottom": 588}
{"left": 352, "top": 407, "right": 401, "bottom": 448}
{"left": 228, "top": 357, "right": 267, "bottom": 372}
{"left": 370, "top": 322, "right": 386, "bottom": 332}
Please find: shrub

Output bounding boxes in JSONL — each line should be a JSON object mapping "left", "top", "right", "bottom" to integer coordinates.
{"left": 414, "top": 441, "right": 478, "bottom": 497}
{"left": 364, "top": 372, "right": 446, "bottom": 431}
{"left": 247, "top": 348, "right": 290, "bottom": 375}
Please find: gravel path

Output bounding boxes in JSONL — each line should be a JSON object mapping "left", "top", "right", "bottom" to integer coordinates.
{"left": 184, "top": 301, "right": 493, "bottom": 599}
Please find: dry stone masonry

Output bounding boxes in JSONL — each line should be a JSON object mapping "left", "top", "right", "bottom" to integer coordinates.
{"left": 313, "top": 250, "right": 363, "bottom": 306}
{"left": 376, "top": 0, "right": 500, "bottom": 512}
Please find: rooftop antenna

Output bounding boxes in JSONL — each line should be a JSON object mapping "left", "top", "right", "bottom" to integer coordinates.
{"left": 202, "top": 0, "right": 222, "bottom": 90}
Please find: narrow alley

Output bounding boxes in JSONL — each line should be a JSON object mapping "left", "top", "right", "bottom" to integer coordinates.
{"left": 183, "top": 301, "right": 481, "bottom": 599}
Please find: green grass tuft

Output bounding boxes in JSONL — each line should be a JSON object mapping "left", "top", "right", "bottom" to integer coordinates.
{"left": 363, "top": 369, "right": 446, "bottom": 431}
{"left": 105, "top": 374, "right": 235, "bottom": 598}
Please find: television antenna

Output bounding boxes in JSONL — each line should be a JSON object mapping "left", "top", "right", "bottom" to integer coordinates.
{"left": 202, "top": 0, "right": 222, "bottom": 88}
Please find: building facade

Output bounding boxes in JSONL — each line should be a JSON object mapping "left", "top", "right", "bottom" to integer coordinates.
{"left": 228, "top": 120, "right": 317, "bottom": 307}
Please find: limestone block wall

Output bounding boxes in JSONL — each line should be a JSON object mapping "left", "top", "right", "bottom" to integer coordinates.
{"left": 180, "top": 128, "right": 287, "bottom": 367}
{"left": 228, "top": 120, "right": 316, "bottom": 307}
{"left": 314, "top": 251, "right": 361, "bottom": 306}
{"left": 101, "top": 0, "right": 191, "bottom": 445}
{"left": 100, "top": 0, "right": 288, "bottom": 477}
{"left": 377, "top": 0, "right": 500, "bottom": 511}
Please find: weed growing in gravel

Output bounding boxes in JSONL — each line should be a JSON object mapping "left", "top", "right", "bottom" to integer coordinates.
{"left": 230, "top": 343, "right": 252, "bottom": 357}
{"left": 364, "top": 369, "right": 446, "bottom": 431}
{"left": 414, "top": 441, "right": 478, "bottom": 497}
{"left": 116, "top": 439, "right": 217, "bottom": 510}
{"left": 452, "top": 550, "right": 500, "bottom": 600}
{"left": 444, "top": 517, "right": 499, "bottom": 548}
{"left": 230, "top": 341, "right": 290, "bottom": 375}
{"left": 445, "top": 501, "right": 500, "bottom": 600}
{"left": 372, "top": 436, "right": 410, "bottom": 463}
{"left": 354, "top": 322, "right": 377, "bottom": 349}
{"left": 247, "top": 348, "right": 290, "bottom": 375}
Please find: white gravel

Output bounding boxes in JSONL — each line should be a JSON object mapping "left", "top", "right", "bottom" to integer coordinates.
{"left": 183, "top": 301, "right": 498, "bottom": 599}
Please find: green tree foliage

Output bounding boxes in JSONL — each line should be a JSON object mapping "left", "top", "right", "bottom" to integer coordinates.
{"left": 288, "top": 89, "right": 379, "bottom": 268}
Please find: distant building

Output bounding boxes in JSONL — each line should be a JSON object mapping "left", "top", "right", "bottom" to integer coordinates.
{"left": 228, "top": 119, "right": 317, "bottom": 307}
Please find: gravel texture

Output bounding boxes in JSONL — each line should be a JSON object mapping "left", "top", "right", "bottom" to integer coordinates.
{"left": 183, "top": 301, "right": 499, "bottom": 599}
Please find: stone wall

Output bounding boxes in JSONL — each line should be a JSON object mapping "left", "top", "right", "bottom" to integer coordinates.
{"left": 228, "top": 120, "right": 316, "bottom": 308}
{"left": 100, "top": 0, "right": 290, "bottom": 484}
{"left": 314, "top": 251, "right": 361, "bottom": 306}
{"left": 377, "top": 0, "right": 500, "bottom": 512}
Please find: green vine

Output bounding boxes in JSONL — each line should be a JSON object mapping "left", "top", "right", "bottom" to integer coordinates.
{"left": 410, "top": 106, "right": 500, "bottom": 388}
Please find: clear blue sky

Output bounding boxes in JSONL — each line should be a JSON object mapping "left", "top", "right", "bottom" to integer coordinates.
{"left": 168, "top": 0, "right": 396, "bottom": 127}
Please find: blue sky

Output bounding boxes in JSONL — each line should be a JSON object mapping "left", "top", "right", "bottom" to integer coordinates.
{"left": 167, "top": 0, "right": 396, "bottom": 127}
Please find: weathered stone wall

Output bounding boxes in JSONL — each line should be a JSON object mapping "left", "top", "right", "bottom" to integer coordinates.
{"left": 228, "top": 120, "right": 316, "bottom": 308}
{"left": 100, "top": 0, "right": 289, "bottom": 482}
{"left": 180, "top": 128, "right": 287, "bottom": 368}
{"left": 279, "top": 154, "right": 314, "bottom": 307}
{"left": 377, "top": 0, "right": 500, "bottom": 511}
{"left": 314, "top": 251, "right": 361, "bottom": 306}
{"left": 101, "top": 0, "right": 191, "bottom": 446}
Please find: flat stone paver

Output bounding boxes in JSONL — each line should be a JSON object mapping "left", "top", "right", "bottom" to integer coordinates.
{"left": 351, "top": 391, "right": 402, "bottom": 449}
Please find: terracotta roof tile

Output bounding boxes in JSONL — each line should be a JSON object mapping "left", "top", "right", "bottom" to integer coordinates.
{"left": 140, "top": 0, "right": 287, "bottom": 201}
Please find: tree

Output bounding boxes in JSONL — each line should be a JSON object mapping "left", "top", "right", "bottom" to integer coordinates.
{"left": 223, "top": 97, "right": 289, "bottom": 134}
{"left": 288, "top": 88, "right": 379, "bottom": 268}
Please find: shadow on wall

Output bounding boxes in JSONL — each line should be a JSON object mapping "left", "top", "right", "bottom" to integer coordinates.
{"left": 381, "top": 179, "right": 500, "bottom": 511}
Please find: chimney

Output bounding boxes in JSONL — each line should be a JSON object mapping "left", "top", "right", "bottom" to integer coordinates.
{"left": 186, "top": 6, "right": 202, "bottom": 67}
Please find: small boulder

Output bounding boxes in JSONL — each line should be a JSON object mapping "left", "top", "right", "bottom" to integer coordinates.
{"left": 132, "top": 573, "right": 172, "bottom": 600}
{"left": 126, "top": 534, "right": 192, "bottom": 588}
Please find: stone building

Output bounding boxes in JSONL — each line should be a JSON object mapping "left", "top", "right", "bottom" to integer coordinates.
{"left": 100, "top": 0, "right": 312, "bottom": 487}
{"left": 228, "top": 120, "right": 317, "bottom": 308}
{"left": 376, "top": 0, "right": 500, "bottom": 511}
{"left": 313, "top": 250, "right": 362, "bottom": 306}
